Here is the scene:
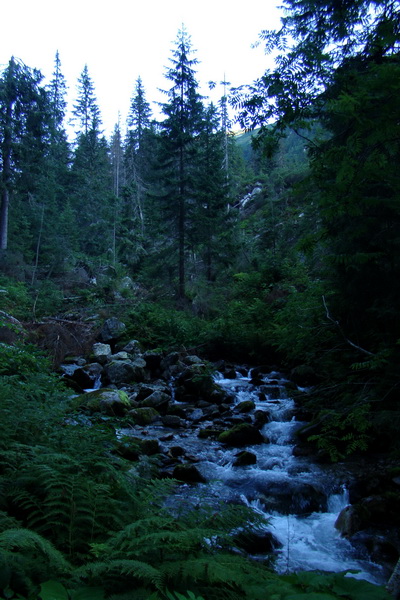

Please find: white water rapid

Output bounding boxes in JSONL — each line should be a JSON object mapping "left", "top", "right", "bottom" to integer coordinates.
{"left": 210, "top": 370, "right": 386, "bottom": 584}
{"left": 120, "top": 368, "right": 387, "bottom": 585}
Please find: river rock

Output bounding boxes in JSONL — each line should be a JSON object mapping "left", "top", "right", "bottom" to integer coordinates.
{"left": 83, "top": 389, "right": 131, "bottom": 416}
{"left": 140, "top": 390, "right": 171, "bottom": 413}
{"left": 173, "top": 463, "right": 207, "bottom": 484}
{"left": 174, "top": 363, "right": 218, "bottom": 401}
{"left": 121, "top": 339, "right": 142, "bottom": 356}
{"left": 84, "top": 362, "right": 103, "bottom": 380}
{"left": 218, "top": 423, "right": 264, "bottom": 447}
{"left": 334, "top": 504, "right": 370, "bottom": 537}
{"left": 143, "top": 351, "right": 163, "bottom": 376}
{"left": 99, "top": 317, "right": 126, "bottom": 343}
{"left": 253, "top": 410, "right": 270, "bottom": 429}
{"left": 256, "top": 480, "right": 327, "bottom": 515}
{"left": 105, "top": 358, "right": 146, "bottom": 385}
{"left": 236, "top": 400, "right": 256, "bottom": 413}
{"left": 92, "top": 342, "right": 112, "bottom": 364}
{"left": 162, "top": 415, "right": 185, "bottom": 428}
{"left": 62, "top": 366, "right": 95, "bottom": 392}
{"left": 128, "top": 407, "right": 160, "bottom": 425}
{"left": 233, "top": 451, "right": 257, "bottom": 467}
{"left": 234, "top": 529, "right": 283, "bottom": 554}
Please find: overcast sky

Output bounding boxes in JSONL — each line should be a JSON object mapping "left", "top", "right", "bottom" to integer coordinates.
{"left": 1, "top": 0, "right": 282, "bottom": 138}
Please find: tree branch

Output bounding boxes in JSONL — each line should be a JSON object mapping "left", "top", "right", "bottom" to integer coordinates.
{"left": 322, "top": 295, "right": 374, "bottom": 357}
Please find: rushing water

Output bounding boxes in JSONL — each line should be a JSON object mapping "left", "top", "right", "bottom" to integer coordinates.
{"left": 122, "top": 368, "right": 387, "bottom": 585}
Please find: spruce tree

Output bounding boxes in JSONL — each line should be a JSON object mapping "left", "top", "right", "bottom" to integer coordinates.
{"left": 69, "top": 66, "right": 113, "bottom": 257}
{"left": 159, "top": 26, "right": 205, "bottom": 300}
{"left": 0, "top": 58, "right": 52, "bottom": 253}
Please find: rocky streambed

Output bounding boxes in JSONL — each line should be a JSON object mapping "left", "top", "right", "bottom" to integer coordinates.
{"left": 60, "top": 319, "right": 400, "bottom": 587}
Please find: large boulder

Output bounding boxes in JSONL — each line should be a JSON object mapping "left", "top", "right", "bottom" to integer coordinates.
{"left": 218, "top": 423, "right": 264, "bottom": 447}
{"left": 139, "top": 390, "right": 171, "bottom": 413}
{"left": 334, "top": 504, "right": 370, "bottom": 537}
{"left": 234, "top": 529, "right": 282, "bottom": 554}
{"left": 104, "top": 357, "right": 146, "bottom": 385}
{"left": 92, "top": 342, "right": 112, "bottom": 364}
{"left": 233, "top": 451, "right": 257, "bottom": 467}
{"left": 128, "top": 407, "right": 160, "bottom": 425}
{"left": 76, "top": 389, "right": 131, "bottom": 416}
{"left": 173, "top": 463, "right": 207, "bottom": 484}
{"left": 99, "top": 317, "right": 126, "bottom": 343}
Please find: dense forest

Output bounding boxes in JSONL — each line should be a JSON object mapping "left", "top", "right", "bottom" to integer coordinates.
{"left": 1, "top": 0, "right": 400, "bottom": 598}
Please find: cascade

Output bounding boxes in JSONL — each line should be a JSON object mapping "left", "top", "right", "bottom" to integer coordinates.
{"left": 118, "top": 367, "right": 388, "bottom": 585}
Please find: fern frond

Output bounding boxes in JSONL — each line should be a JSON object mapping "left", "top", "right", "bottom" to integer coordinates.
{"left": 79, "top": 559, "right": 164, "bottom": 589}
{"left": 0, "top": 528, "right": 71, "bottom": 572}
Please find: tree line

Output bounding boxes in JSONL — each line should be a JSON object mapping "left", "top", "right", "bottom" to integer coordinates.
{"left": 0, "top": 27, "right": 246, "bottom": 301}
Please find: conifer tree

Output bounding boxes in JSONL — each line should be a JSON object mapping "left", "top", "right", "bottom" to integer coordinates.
{"left": 0, "top": 58, "right": 51, "bottom": 252}
{"left": 69, "top": 66, "right": 113, "bottom": 257}
{"left": 48, "top": 51, "right": 67, "bottom": 133}
{"left": 72, "top": 65, "right": 101, "bottom": 136}
{"left": 159, "top": 26, "right": 205, "bottom": 300}
{"left": 124, "top": 77, "right": 153, "bottom": 239}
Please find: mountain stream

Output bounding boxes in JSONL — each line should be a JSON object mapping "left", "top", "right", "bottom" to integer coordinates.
{"left": 120, "top": 368, "right": 387, "bottom": 585}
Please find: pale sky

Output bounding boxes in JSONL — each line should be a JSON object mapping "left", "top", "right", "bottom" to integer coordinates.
{"left": 1, "top": 0, "right": 282, "bottom": 138}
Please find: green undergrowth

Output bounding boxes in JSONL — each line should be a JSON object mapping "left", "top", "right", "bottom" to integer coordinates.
{"left": 0, "top": 333, "right": 393, "bottom": 600}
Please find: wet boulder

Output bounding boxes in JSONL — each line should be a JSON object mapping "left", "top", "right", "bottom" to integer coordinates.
{"left": 253, "top": 410, "right": 270, "bottom": 429}
{"left": 234, "top": 529, "right": 282, "bottom": 554}
{"left": 173, "top": 463, "right": 207, "bottom": 484}
{"left": 218, "top": 423, "right": 264, "bottom": 447}
{"left": 62, "top": 366, "right": 94, "bottom": 392}
{"left": 256, "top": 480, "right": 327, "bottom": 515}
{"left": 233, "top": 451, "right": 257, "bottom": 467}
{"left": 236, "top": 400, "right": 256, "bottom": 413}
{"left": 335, "top": 504, "right": 370, "bottom": 537}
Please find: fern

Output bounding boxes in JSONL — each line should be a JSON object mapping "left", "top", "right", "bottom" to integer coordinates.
{"left": 0, "top": 528, "right": 70, "bottom": 571}
{"left": 78, "top": 559, "right": 164, "bottom": 589}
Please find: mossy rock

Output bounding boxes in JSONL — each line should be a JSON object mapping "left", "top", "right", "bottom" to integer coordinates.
{"left": 128, "top": 406, "right": 160, "bottom": 425}
{"left": 236, "top": 400, "right": 256, "bottom": 413}
{"left": 73, "top": 388, "right": 130, "bottom": 416}
{"left": 218, "top": 423, "right": 264, "bottom": 447}
{"left": 198, "top": 428, "right": 222, "bottom": 439}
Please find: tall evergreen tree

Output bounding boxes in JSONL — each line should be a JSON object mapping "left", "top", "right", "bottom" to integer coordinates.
{"left": 48, "top": 51, "right": 67, "bottom": 132}
{"left": 72, "top": 65, "right": 101, "bottom": 136}
{"left": 159, "top": 26, "right": 205, "bottom": 300}
{"left": 69, "top": 66, "right": 112, "bottom": 257}
{"left": 124, "top": 77, "right": 153, "bottom": 238}
{"left": 0, "top": 58, "right": 51, "bottom": 252}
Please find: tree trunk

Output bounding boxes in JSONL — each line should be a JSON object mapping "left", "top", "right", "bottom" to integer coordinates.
{"left": 0, "top": 188, "right": 9, "bottom": 250}
{"left": 178, "top": 143, "right": 185, "bottom": 301}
